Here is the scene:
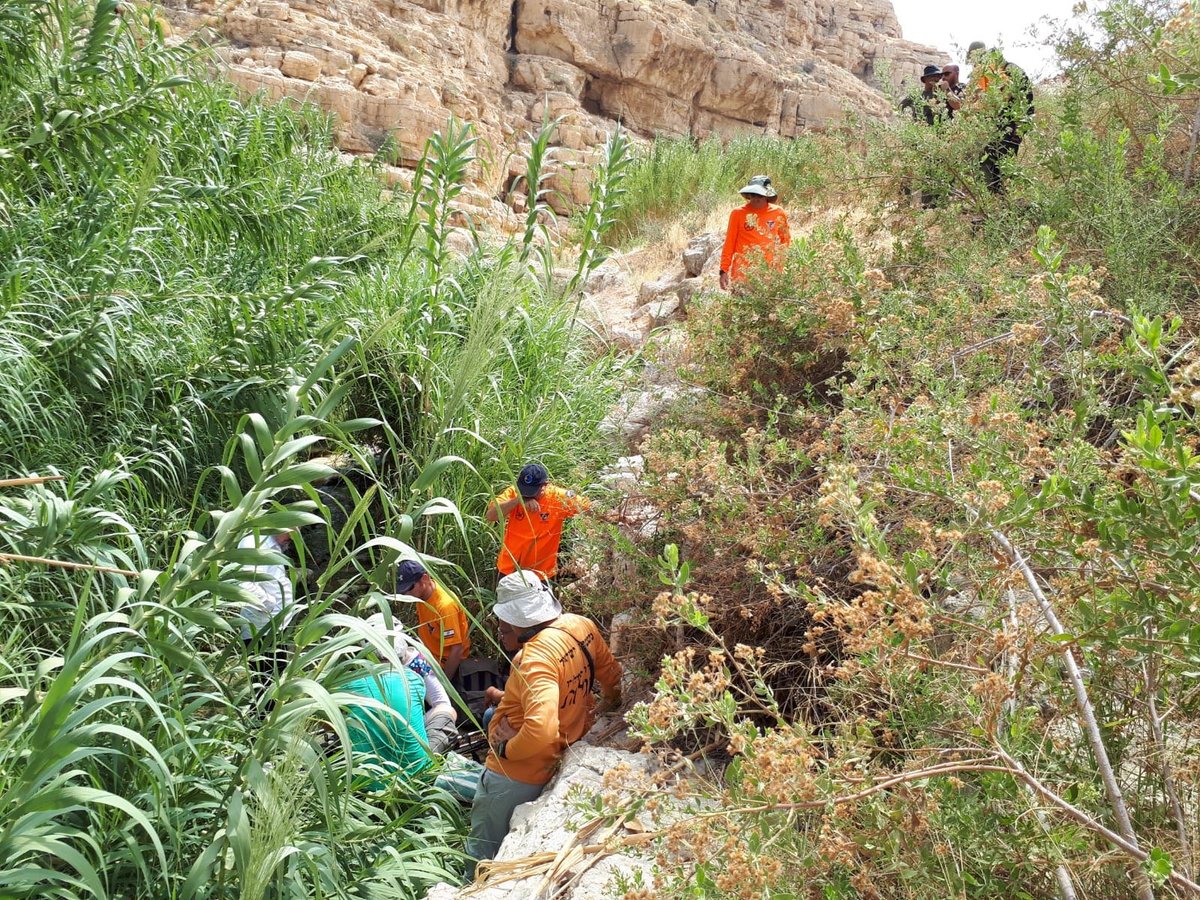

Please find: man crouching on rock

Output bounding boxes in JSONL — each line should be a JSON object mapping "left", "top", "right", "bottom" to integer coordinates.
{"left": 465, "top": 570, "right": 622, "bottom": 879}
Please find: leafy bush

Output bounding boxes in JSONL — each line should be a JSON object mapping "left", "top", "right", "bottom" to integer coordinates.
{"left": 603, "top": 4, "right": 1200, "bottom": 897}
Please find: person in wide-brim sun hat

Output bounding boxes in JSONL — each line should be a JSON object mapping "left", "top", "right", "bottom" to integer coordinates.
{"left": 719, "top": 174, "right": 791, "bottom": 291}
{"left": 492, "top": 569, "right": 562, "bottom": 628}
{"left": 465, "top": 568, "right": 623, "bottom": 878}
{"left": 738, "top": 174, "right": 778, "bottom": 199}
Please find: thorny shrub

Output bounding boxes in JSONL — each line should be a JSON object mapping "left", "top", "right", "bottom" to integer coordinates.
{"left": 605, "top": 231, "right": 1200, "bottom": 894}
{"left": 610, "top": 213, "right": 1200, "bottom": 891}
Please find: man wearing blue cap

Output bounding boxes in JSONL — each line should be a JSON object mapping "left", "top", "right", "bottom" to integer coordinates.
{"left": 486, "top": 463, "right": 589, "bottom": 581}
{"left": 395, "top": 559, "right": 471, "bottom": 681}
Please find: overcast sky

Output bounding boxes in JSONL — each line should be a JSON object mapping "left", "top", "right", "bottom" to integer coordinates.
{"left": 891, "top": 0, "right": 1083, "bottom": 79}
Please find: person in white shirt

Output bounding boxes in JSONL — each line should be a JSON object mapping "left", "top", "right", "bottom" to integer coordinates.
{"left": 237, "top": 531, "right": 299, "bottom": 642}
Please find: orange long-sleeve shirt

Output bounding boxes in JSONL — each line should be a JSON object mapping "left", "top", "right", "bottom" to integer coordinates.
{"left": 719, "top": 202, "right": 791, "bottom": 283}
{"left": 486, "top": 614, "right": 622, "bottom": 786}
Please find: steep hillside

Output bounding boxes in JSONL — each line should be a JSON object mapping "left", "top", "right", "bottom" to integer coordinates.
{"left": 7, "top": 0, "right": 1200, "bottom": 897}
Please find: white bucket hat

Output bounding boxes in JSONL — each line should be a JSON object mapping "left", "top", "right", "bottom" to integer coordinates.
{"left": 494, "top": 570, "right": 562, "bottom": 628}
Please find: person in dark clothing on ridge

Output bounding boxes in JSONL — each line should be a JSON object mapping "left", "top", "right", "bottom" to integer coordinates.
{"left": 939, "top": 64, "right": 964, "bottom": 117}
{"left": 900, "top": 65, "right": 951, "bottom": 128}
{"left": 967, "top": 41, "right": 1035, "bottom": 194}
{"left": 900, "top": 65, "right": 950, "bottom": 208}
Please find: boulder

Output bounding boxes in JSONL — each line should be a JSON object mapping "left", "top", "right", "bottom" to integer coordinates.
{"left": 636, "top": 297, "right": 682, "bottom": 329}
{"left": 608, "top": 609, "right": 638, "bottom": 658}
{"left": 280, "top": 50, "right": 322, "bottom": 82}
{"left": 424, "top": 745, "right": 658, "bottom": 900}
{"left": 445, "top": 228, "right": 476, "bottom": 258}
{"left": 583, "top": 258, "right": 625, "bottom": 295}
{"left": 682, "top": 232, "right": 723, "bottom": 277}
{"left": 510, "top": 55, "right": 588, "bottom": 99}
{"left": 637, "top": 271, "right": 684, "bottom": 308}
{"left": 609, "top": 320, "right": 650, "bottom": 352}
{"left": 380, "top": 164, "right": 414, "bottom": 190}
{"left": 599, "top": 454, "right": 645, "bottom": 494}
{"left": 601, "top": 385, "right": 682, "bottom": 446}
{"left": 256, "top": 1, "right": 290, "bottom": 20}
{"left": 674, "top": 277, "right": 703, "bottom": 306}
{"left": 939, "top": 589, "right": 990, "bottom": 622}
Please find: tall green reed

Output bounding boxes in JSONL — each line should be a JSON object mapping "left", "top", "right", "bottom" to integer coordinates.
{"left": 0, "top": 0, "right": 632, "bottom": 896}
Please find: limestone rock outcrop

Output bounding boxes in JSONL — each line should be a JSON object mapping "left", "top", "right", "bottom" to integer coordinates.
{"left": 162, "top": 0, "right": 942, "bottom": 215}
{"left": 424, "top": 744, "right": 659, "bottom": 900}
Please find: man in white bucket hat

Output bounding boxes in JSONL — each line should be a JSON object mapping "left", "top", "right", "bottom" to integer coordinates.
{"left": 465, "top": 570, "right": 622, "bottom": 878}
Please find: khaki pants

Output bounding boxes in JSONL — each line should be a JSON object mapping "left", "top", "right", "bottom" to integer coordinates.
{"left": 424, "top": 708, "right": 457, "bottom": 755}
{"left": 465, "top": 769, "right": 545, "bottom": 879}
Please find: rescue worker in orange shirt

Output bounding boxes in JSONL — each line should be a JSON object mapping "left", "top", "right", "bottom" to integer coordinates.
{"left": 718, "top": 175, "right": 791, "bottom": 291}
{"left": 485, "top": 463, "right": 588, "bottom": 582}
{"left": 394, "top": 559, "right": 471, "bottom": 681}
{"left": 465, "top": 570, "right": 622, "bottom": 877}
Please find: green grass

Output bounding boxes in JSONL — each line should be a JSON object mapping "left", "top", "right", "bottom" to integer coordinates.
{"left": 612, "top": 134, "right": 828, "bottom": 243}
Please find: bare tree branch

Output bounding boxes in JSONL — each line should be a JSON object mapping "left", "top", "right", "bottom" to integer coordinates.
{"left": 990, "top": 529, "right": 1156, "bottom": 900}
{"left": 0, "top": 552, "right": 138, "bottom": 578}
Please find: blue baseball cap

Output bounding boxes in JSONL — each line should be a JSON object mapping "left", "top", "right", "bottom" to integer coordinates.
{"left": 517, "top": 463, "right": 549, "bottom": 498}
{"left": 395, "top": 559, "right": 427, "bottom": 593}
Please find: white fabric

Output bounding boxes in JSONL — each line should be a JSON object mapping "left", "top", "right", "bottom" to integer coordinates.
{"left": 421, "top": 671, "right": 451, "bottom": 709}
{"left": 237, "top": 534, "right": 297, "bottom": 640}
{"left": 494, "top": 570, "right": 561, "bottom": 628}
{"left": 364, "top": 610, "right": 450, "bottom": 708}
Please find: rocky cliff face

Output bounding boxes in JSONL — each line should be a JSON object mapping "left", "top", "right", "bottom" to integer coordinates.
{"left": 162, "top": 0, "right": 940, "bottom": 215}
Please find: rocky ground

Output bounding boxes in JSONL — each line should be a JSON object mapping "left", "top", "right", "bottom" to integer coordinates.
{"left": 425, "top": 744, "right": 659, "bottom": 900}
